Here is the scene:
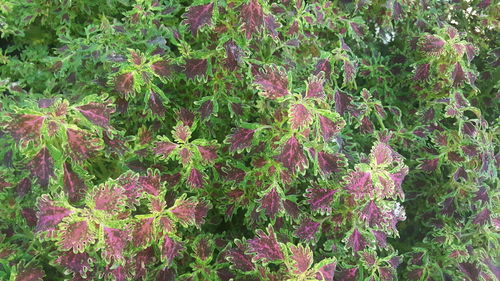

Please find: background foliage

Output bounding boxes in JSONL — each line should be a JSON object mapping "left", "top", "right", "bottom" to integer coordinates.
{"left": 0, "top": 0, "right": 498, "bottom": 280}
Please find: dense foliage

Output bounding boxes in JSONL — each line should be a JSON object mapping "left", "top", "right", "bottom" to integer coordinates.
{"left": 0, "top": 0, "right": 498, "bottom": 280}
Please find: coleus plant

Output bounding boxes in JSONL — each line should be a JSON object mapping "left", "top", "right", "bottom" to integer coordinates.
{"left": 0, "top": 0, "right": 498, "bottom": 281}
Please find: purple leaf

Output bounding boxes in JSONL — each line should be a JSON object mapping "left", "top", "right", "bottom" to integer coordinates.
{"left": 92, "top": 184, "right": 126, "bottom": 214}
{"left": 103, "top": 227, "right": 128, "bottom": 262}
{"left": 248, "top": 226, "right": 284, "bottom": 262}
{"left": 334, "top": 90, "right": 352, "bottom": 115}
{"left": 227, "top": 128, "right": 255, "bottom": 152}
{"left": 198, "top": 145, "right": 217, "bottom": 163}
{"left": 15, "top": 266, "right": 45, "bottom": 281}
{"left": 58, "top": 220, "right": 95, "bottom": 252}
{"left": 55, "top": 251, "right": 91, "bottom": 276}
{"left": 193, "top": 237, "right": 213, "bottom": 261}
{"left": 294, "top": 218, "right": 320, "bottom": 241}
{"left": 114, "top": 72, "right": 134, "bottom": 97}
{"left": 452, "top": 62, "right": 466, "bottom": 87}
{"left": 458, "top": 262, "right": 480, "bottom": 281}
{"left": 319, "top": 115, "right": 343, "bottom": 142}
{"left": 343, "top": 60, "right": 356, "bottom": 84}
{"left": 264, "top": 14, "right": 280, "bottom": 38}
{"left": 372, "top": 230, "right": 387, "bottom": 248}
{"left": 419, "top": 35, "right": 445, "bottom": 54}
{"left": 289, "top": 104, "right": 312, "bottom": 130}
{"left": 185, "top": 58, "right": 207, "bottom": 79}
{"left": 254, "top": 65, "right": 289, "bottom": 99}
{"left": 419, "top": 158, "right": 439, "bottom": 172}
{"left": 170, "top": 197, "right": 197, "bottom": 226}
{"left": 305, "top": 188, "right": 337, "bottom": 212}
{"left": 8, "top": 114, "right": 45, "bottom": 144}
{"left": 132, "top": 218, "right": 154, "bottom": 247}
{"left": 275, "top": 136, "right": 308, "bottom": 173}
{"left": 151, "top": 60, "right": 173, "bottom": 77}
{"left": 66, "top": 128, "right": 101, "bottom": 162}
{"left": 318, "top": 152, "right": 344, "bottom": 175}
{"left": 63, "top": 162, "right": 87, "bottom": 203}
{"left": 344, "top": 169, "right": 373, "bottom": 199}
{"left": 149, "top": 91, "right": 166, "bottom": 117}
{"left": 153, "top": 141, "right": 178, "bottom": 158}
{"left": 187, "top": 168, "right": 205, "bottom": 189}
{"left": 305, "top": 75, "right": 325, "bottom": 99}
{"left": 283, "top": 200, "right": 301, "bottom": 219}
{"left": 360, "top": 201, "right": 383, "bottom": 227}
{"left": 347, "top": 228, "right": 367, "bottom": 253}
{"left": 77, "top": 102, "right": 114, "bottom": 128}
{"left": 162, "top": 236, "right": 184, "bottom": 265}
{"left": 36, "top": 195, "right": 72, "bottom": 235}
{"left": 289, "top": 244, "right": 312, "bottom": 274}
{"left": 199, "top": 100, "right": 214, "bottom": 120}
{"left": 194, "top": 200, "right": 211, "bottom": 227}
{"left": 139, "top": 170, "right": 161, "bottom": 196}
{"left": 473, "top": 208, "right": 490, "bottom": 225}
{"left": 133, "top": 247, "right": 155, "bottom": 280}
{"left": 16, "top": 177, "right": 31, "bottom": 197}
{"left": 314, "top": 59, "right": 331, "bottom": 78}
{"left": 224, "top": 40, "right": 243, "bottom": 71}
{"left": 183, "top": 3, "right": 214, "bottom": 35}
{"left": 29, "top": 147, "right": 54, "bottom": 188}
{"left": 259, "top": 187, "right": 282, "bottom": 219}
{"left": 240, "top": 0, "right": 264, "bottom": 39}
{"left": 227, "top": 240, "right": 255, "bottom": 272}
{"left": 316, "top": 260, "right": 337, "bottom": 281}
{"left": 413, "top": 63, "right": 430, "bottom": 81}
{"left": 371, "top": 142, "right": 393, "bottom": 166}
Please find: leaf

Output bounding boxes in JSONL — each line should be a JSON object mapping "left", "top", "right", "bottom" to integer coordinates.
{"left": 360, "top": 200, "right": 383, "bottom": 227}
{"left": 224, "top": 40, "right": 243, "bottom": 71}
{"left": 15, "top": 266, "right": 45, "bottom": 281}
{"left": 370, "top": 142, "right": 393, "bottom": 166}
{"left": 63, "top": 162, "right": 87, "bottom": 203}
{"left": 187, "top": 168, "right": 205, "bottom": 189}
{"left": 139, "top": 170, "right": 161, "bottom": 196}
{"left": 294, "top": 218, "right": 320, "bottom": 241}
{"left": 77, "top": 102, "right": 114, "bottom": 128}
{"left": 418, "top": 35, "right": 445, "bottom": 54}
{"left": 318, "top": 152, "right": 344, "bottom": 175}
{"left": 315, "top": 259, "right": 337, "bottom": 281}
{"left": 58, "top": 220, "right": 95, "bottom": 252}
{"left": 55, "top": 251, "right": 91, "bottom": 276}
{"left": 103, "top": 227, "right": 128, "bottom": 262}
{"left": 240, "top": 0, "right": 264, "bottom": 39}
{"left": 153, "top": 141, "right": 178, "bottom": 158}
{"left": 346, "top": 228, "right": 367, "bottom": 253}
{"left": 259, "top": 187, "right": 282, "bottom": 219}
{"left": 170, "top": 196, "right": 198, "bottom": 227}
{"left": 473, "top": 208, "right": 491, "bottom": 225}
{"left": 254, "top": 65, "right": 289, "bottom": 99}
{"left": 275, "top": 136, "right": 308, "bottom": 173}
{"left": 66, "top": 128, "right": 101, "bottom": 162}
{"left": 334, "top": 91, "right": 352, "bottom": 115}
{"left": 185, "top": 58, "right": 207, "bottom": 79}
{"left": 452, "top": 62, "right": 466, "bottom": 87}
{"left": 36, "top": 195, "right": 72, "bottom": 236}
{"left": 289, "top": 244, "right": 313, "bottom": 274}
{"left": 91, "top": 183, "right": 126, "bottom": 214}
{"left": 289, "top": 104, "right": 312, "bottom": 130}
{"left": 319, "top": 115, "right": 343, "bottom": 142}
{"left": 193, "top": 236, "right": 213, "bottom": 262}
{"left": 114, "top": 72, "right": 134, "bottom": 97}
{"left": 194, "top": 200, "right": 211, "bottom": 227}
{"left": 198, "top": 145, "right": 217, "bottom": 163}
{"left": 8, "top": 114, "right": 45, "bottom": 144}
{"left": 184, "top": 3, "right": 214, "bottom": 35}
{"left": 226, "top": 240, "right": 255, "bottom": 272}
{"left": 162, "top": 235, "right": 184, "bottom": 265}
{"left": 413, "top": 63, "right": 430, "bottom": 81}
{"left": 248, "top": 226, "right": 284, "bottom": 262}
{"left": 227, "top": 128, "right": 255, "bottom": 152}
{"left": 28, "top": 147, "right": 54, "bottom": 188}
{"left": 264, "top": 14, "right": 279, "bottom": 38}
{"left": 305, "top": 75, "right": 325, "bottom": 99}
{"left": 344, "top": 169, "right": 373, "bottom": 200}
{"left": 149, "top": 91, "right": 166, "bottom": 117}
{"left": 305, "top": 188, "right": 337, "bottom": 212}
{"left": 132, "top": 217, "right": 154, "bottom": 247}
{"left": 151, "top": 60, "right": 173, "bottom": 77}
{"left": 314, "top": 59, "right": 332, "bottom": 78}
{"left": 343, "top": 60, "right": 356, "bottom": 84}
{"left": 458, "top": 262, "right": 480, "bottom": 281}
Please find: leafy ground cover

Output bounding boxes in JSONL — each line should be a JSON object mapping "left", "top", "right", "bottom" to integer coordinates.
{"left": 0, "top": 0, "right": 498, "bottom": 280}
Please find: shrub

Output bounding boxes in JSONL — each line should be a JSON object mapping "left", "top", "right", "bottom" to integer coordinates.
{"left": 0, "top": 0, "right": 498, "bottom": 280}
